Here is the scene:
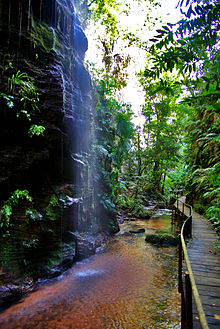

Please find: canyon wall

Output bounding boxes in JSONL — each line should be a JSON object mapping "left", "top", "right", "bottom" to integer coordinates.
{"left": 0, "top": 0, "right": 118, "bottom": 285}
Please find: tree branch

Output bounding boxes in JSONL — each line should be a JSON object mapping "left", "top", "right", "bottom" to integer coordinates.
{"left": 88, "top": 0, "right": 96, "bottom": 7}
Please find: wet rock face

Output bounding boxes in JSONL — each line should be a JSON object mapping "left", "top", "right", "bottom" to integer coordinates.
{"left": 0, "top": 0, "right": 115, "bottom": 283}
{"left": 0, "top": 0, "right": 92, "bottom": 195}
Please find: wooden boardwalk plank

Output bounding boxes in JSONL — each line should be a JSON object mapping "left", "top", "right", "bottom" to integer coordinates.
{"left": 177, "top": 197, "right": 220, "bottom": 328}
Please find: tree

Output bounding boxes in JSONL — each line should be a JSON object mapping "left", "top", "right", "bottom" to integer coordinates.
{"left": 138, "top": 74, "right": 182, "bottom": 194}
{"left": 143, "top": 0, "right": 220, "bottom": 229}
{"left": 145, "top": 0, "right": 220, "bottom": 77}
{"left": 85, "top": 0, "right": 160, "bottom": 215}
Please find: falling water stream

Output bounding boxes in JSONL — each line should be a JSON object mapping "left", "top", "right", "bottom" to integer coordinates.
{"left": 0, "top": 213, "right": 181, "bottom": 329}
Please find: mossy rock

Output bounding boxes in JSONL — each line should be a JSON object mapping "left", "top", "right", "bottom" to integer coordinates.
{"left": 145, "top": 234, "right": 178, "bottom": 246}
{"left": 137, "top": 210, "right": 152, "bottom": 219}
{"left": 129, "top": 228, "right": 145, "bottom": 234}
{"left": 132, "top": 208, "right": 152, "bottom": 219}
{"left": 156, "top": 202, "right": 167, "bottom": 209}
{"left": 31, "top": 23, "right": 54, "bottom": 52}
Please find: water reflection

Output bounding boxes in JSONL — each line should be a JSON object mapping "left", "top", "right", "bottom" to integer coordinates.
{"left": 0, "top": 214, "right": 181, "bottom": 329}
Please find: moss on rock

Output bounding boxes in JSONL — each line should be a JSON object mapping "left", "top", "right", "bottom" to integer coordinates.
{"left": 145, "top": 233, "right": 178, "bottom": 246}
{"left": 31, "top": 23, "right": 54, "bottom": 52}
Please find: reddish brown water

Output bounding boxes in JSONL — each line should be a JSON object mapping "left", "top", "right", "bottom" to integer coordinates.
{"left": 0, "top": 214, "right": 181, "bottom": 329}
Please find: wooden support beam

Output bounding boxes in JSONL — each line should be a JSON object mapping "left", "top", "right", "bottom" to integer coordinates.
{"left": 185, "top": 272, "right": 193, "bottom": 329}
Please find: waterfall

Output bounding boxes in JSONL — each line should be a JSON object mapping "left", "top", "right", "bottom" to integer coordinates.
{"left": 0, "top": 0, "right": 119, "bottom": 286}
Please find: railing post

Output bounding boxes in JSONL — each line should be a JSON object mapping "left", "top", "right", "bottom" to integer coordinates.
{"left": 185, "top": 272, "right": 193, "bottom": 329}
{"left": 178, "top": 235, "right": 183, "bottom": 293}
{"left": 189, "top": 215, "right": 192, "bottom": 238}
{"left": 181, "top": 290, "right": 186, "bottom": 329}
{"left": 177, "top": 209, "right": 181, "bottom": 233}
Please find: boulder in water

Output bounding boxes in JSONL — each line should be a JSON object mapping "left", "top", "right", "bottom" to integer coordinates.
{"left": 0, "top": 283, "right": 34, "bottom": 310}
{"left": 145, "top": 234, "right": 178, "bottom": 246}
{"left": 129, "top": 228, "right": 145, "bottom": 234}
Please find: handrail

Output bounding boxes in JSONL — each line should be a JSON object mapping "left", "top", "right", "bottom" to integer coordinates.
{"left": 180, "top": 219, "right": 209, "bottom": 329}
{"left": 176, "top": 198, "right": 192, "bottom": 217}
{"left": 175, "top": 198, "right": 209, "bottom": 329}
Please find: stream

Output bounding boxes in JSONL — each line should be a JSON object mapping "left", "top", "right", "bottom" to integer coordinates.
{"left": 0, "top": 212, "right": 181, "bottom": 329}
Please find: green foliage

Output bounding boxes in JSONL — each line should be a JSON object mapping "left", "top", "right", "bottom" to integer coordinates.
{"left": 25, "top": 209, "right": 41, "bottom": 222}
{"left": 164, "top": 162, "right": 189, "bottom": 197}
{"left": 87, "top": 0, "right": 219, "bottom": 228}
{"left": 146, "top": 0, "right": 220, "bottom": 77}
{"left": 108, "top": 218, "right": 119, "bottom": 234}
{"left": 0, "top": 205, "right": 12, "bottom": 227}
{"left": 132, "top": 205, "right": 152, "bottom": 219}
{"left": 0, "top": 63, "right": 45, "bottom": 137}
{"left": 140, "top": 0, "right": 220, "bottom": 231}
{"left": 0, "top": 93, "right": 14, "bottom": 107}
{"left": 0, "top": 190, "right": 61, "bottom": 230}
{"left": 91, "top": 72, "right": 134, "bottom": 214}
{"left": 202, "top": 163, "right": 220, "bottom": 232}
{"left": 80, "top": 0, "right": 120, "bottom": 36}
{"left": 0, "top": 233, "right": 64, "bottom": 279}
{"left": 0, "top": 189, "right": 66, "bottom": 279}
{"left": 0, "top": 190, "right": 33, "bottom": 227}
{"left": 44, "top": 194, "right": 60, "bottom": 221}
{"left": 31, "top": 23, "right": 54, "bottom": 52}
{"left": 9, "top": 70, "right": 29, "bottom": 92}
{"left": 182, "top": 53, "right": 220, "bottom": 230}
{"left": 138, "top": 74, "right": 183, "bottom": 193}
{"left": 86, "top": 0, "right": 167, "bottom": 215}
{"left": 8, "top": 70, "right": 40, "bottom": 111}
{"left": 99, "top": 194, "right": 116, "bottom": 213}
{"left": 28, "top": 124, "right": 46, "bottom": 137}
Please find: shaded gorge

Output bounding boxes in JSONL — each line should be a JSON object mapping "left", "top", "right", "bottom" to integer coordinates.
{"left": 0, "top": 0, "right": 118, "bottom": 286}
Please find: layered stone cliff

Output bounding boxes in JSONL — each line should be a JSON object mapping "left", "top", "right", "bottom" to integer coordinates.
{"left": 0, "top": 0, "right": 118, "bottom": 290}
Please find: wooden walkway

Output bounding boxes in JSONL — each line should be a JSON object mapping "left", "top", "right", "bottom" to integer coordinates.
{"left": 177, "top": 197, "right": 220, "bottom": 328}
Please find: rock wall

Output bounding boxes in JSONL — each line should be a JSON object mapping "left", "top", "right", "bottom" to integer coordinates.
{"left": 0, "top": 0, "right": 118, "bottom": 284}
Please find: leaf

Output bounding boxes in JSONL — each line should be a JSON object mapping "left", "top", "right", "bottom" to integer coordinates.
{"left": 162, "top": 25, "right": 170, "bottom": 32}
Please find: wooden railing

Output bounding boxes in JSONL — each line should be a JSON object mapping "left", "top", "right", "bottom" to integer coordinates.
{"left": 173, "top": 198, "right": 209, "bottom": 329}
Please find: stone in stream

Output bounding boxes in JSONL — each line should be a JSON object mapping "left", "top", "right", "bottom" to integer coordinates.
{"left": 145, "top": 234, "right": 178, "bottom": 246}
{"left": 129, "top": 228, "right": 145, "bottom": 234}
{"left": 0, "top": 283, "right": 34, "bottom": 310}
